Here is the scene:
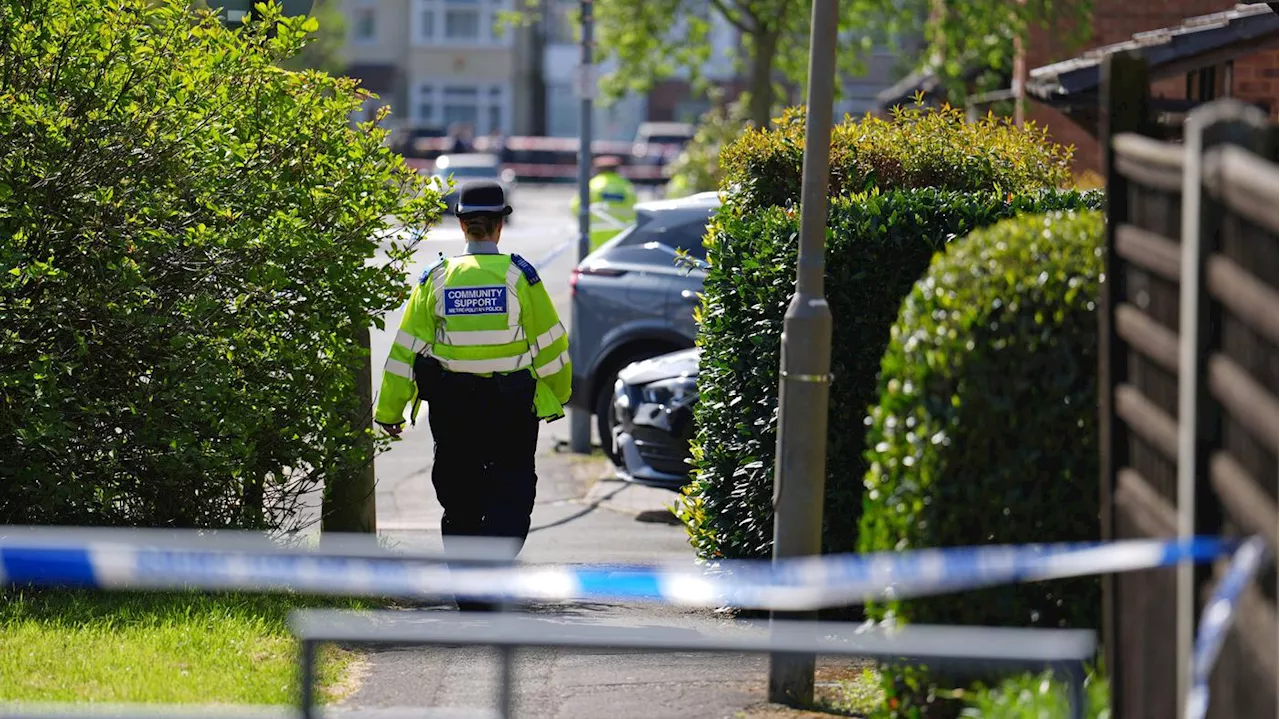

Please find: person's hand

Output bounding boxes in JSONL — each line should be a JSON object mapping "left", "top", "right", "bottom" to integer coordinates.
{"left": 377, "top": 421, "right": 403, "bottom": 438}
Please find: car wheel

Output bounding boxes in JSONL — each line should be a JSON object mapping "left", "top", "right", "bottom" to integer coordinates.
{"left": 594, "top": 381, "right": 622, "bottom": 466}
{"left": 593, "top": 351, "right": 660, "bottom": 466}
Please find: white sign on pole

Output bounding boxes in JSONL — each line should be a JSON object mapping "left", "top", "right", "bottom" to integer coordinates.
{"left": 574, "top": 65, "right": 597, "bottom": 100}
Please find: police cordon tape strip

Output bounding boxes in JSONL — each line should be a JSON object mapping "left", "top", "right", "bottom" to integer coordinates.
{"left": 0, "top": 527, "right": 1244, "bottom": 612}
{"left": 1185, "top": 536, "right": 1269, "bottom": 719}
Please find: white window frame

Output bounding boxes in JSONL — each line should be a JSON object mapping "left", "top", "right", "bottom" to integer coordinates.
{"left": 350, "top": 0, "right": 378, "bottom": 45}
{"left": 411, "top": 0, "right": 514, "bottom": 48}
{"left": 413, "top": 80, "right": 512, "bottom": 135}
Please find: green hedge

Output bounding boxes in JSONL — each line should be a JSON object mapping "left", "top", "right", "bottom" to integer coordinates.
{"left": 719, "top": 104, "right": 1075, "bottom": 210}
{"left": 680, "top": 190, "right": 1102, "bottom": 560}
{"left": 0, "top": 0, "right": 437, "bottom": 528}
{"left": 858, "top": 210, "right": 1104, "bottom": 630}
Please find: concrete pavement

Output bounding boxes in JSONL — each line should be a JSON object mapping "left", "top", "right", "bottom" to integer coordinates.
{"left": 344, "top": 185, "right": 792, "bottom": 719}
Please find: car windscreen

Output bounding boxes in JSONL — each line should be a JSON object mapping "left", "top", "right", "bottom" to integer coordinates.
{"left": 442, "top": 166, "right": 499, "bottom": 178}
{"left": 642, "top": 135, "right": 691, "bottom": 145}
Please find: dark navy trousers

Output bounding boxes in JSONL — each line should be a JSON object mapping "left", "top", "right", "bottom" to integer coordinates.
{"left": 415, "top": 356, "right": 540, "bottom": 559}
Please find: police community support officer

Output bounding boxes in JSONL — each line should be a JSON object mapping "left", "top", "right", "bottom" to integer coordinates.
{"left": 374, "top": 180, "right": 571, "bottom": 560}
{"left": 569, "top": 155, "right": 638, "bottom": 247}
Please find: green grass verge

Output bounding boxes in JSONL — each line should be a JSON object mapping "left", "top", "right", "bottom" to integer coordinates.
{"left": 818, "top": 667, "right": 887, "bottom": 715}
{"left": 0, "top": 589, "right": 372, "bottom": 705}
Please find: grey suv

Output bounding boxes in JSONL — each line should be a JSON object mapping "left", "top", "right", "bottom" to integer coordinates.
{"left": 568, "top": 191, "right": 719, "bottom": 460}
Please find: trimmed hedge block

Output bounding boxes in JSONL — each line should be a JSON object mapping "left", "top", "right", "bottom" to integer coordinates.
{"left": 681, "top": 191, "right": 1103, "bottom": 560}
{"left": 858, "top": 210, "right": 1106, "bottom": 630}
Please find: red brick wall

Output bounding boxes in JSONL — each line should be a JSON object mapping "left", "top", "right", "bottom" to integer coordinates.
{"left": 1023, "top": 0, "right": 1278, "bottom": 176}
{"left": 1235, "top": 47, "right": 1280, "bottom": 113}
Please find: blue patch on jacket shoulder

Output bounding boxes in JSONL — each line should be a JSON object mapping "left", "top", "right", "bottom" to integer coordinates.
{"left": 510, "top": 254, "right": 540, "bottom": 286}
{"left": 419, "top": 257, "right": 446, "bottom": 285}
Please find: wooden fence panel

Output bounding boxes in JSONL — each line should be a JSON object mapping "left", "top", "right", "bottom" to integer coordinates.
{"left": 1101, "top": 51, "right": 1181, "bottom": 719}
{"left": 1101, "top": 51, "right": 1279, "bottom": 718}
{"left": 1196, "top": 137, "right": 1279, "bottom": 719}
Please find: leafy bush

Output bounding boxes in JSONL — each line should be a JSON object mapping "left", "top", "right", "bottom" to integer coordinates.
{"left": 858, "top": 210, "right": 1104, "bottom": 629}
{"left": 959, "top": 667, "right": 1111, "bottom": 719}
{"left": 680, "top": 190, "right": 1101, "bottom": 560}
{"left": 0, "top": 0, "right": 437, "bottom": 528}
{"left": 719, "top": 103, "right": 1075, "bottom": 210}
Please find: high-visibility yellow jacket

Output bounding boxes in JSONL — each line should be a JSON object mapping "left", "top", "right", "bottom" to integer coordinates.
{"left": 375, "top": 244, "right": 571, "bottom": 425}
{"left": 570, "top": 171, "right": 638, "bottom": 247}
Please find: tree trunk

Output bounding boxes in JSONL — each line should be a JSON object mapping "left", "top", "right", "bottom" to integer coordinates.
{"left": 748, "top": 31, "right": 779, "bottom": 128}
{"left": 321, "top": 324, "right": 377, "bottom": 535}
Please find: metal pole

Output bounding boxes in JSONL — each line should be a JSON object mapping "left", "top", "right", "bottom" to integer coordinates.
{"left": 299, "top": 640, "right": 317, "bottom": 719}
{"left": 498, "top": 645, "right": 516, "bottom": 719}
{"left": 567, "top": 0, "right": 594, "bottom": 454}
{"left": 767, "top": 0, "right": 838, "bottom": 707}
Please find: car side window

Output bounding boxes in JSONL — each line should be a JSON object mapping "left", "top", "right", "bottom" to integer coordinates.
{"left": 653, "top": 217, "right": 711, "bottom": 261}
{"left": 603, "top": 226, "right": 671, "bottom": 266}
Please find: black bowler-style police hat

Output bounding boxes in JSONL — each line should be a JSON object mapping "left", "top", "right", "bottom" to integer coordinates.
{"left": 455, "top": 180, "right": 513, "bottom": 218}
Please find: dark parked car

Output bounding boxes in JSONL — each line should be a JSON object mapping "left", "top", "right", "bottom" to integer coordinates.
{"left": 568, "top": 191, "right": 719, "bottom": 463}
{"left": 610, "top": 348, "right": 699, "bottom": 488}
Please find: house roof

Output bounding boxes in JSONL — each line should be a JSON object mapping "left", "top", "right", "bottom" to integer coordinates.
{"left": 1027, "top": 2, "right": 1278, "bottom": 106}
{"left": 875, "top": 2, "right": 1277, "bottom": 112}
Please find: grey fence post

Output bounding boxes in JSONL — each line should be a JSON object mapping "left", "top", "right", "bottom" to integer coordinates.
{"left": 299, "top": 639, "right": 317, "bottom": 719}
{"left": 1175, "top": 98, "right": 1268, "bottom": 719}
{"left": 498, "top": 645, "right": 516, "bottom": 719}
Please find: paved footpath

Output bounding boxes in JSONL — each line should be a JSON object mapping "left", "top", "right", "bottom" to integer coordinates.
{"left": 345, "top": 454, "right": 772, "bottom": 719}
{"left": 337, "top": 185, "right": 787, "bottom": 719}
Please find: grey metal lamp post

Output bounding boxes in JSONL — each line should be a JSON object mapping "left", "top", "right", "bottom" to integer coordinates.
{"left": 766, "top": 0, "right": 840, "bottom": 706}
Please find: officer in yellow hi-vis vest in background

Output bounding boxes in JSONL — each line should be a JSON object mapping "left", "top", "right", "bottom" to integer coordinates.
{"left": 375, "top": 180, "right": 570, "bottom": 564}
{"left": 569, "top": 155, "right": 638, "bottom": 249}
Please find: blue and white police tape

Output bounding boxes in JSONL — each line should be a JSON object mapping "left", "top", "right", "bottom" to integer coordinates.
{"left": 0, "top": 528, "right": 1241, "bottom": 611}
{"left": 1184, "top": 536, "right": 1269, "bottom": 719}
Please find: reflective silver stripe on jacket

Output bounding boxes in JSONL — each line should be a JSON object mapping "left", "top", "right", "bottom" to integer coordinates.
{"left": 504, "top": 261, "right": 523, "bottom": 329}
{"left": 429, "top": 263, "right": 449, "bottom": 319}
{"left": 532, "top": 322, "right": 566, "bottom": 354}
{"left": 534, "top": 350, "right": 569, "bottom": 378}
{"left": 440, "top": 326, "right": 525, "bottom": 346}
{"left": 428, "top": 350, "right": 534, "bottom": 375}
{"left": 395, "top": 330, "right": 430, "bottom": 354}
{"left": 383, "top": 357, "right": 413, "bottom": 379}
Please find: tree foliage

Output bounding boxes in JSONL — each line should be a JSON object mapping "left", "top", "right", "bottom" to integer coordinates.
{"left": 279, "top": 0, "right": 346, "bottom": 75}
{"left": 550, "top": 0, "right": 1092, "bottom": 128}
{"left": 0, "top": 0, "right": 439, "bottom": 529}
{"left": 587, "top": 0, "right": 904, "bottom": 127}
{"left": 898, "top": 0, "right": 1094, "bottom": 105}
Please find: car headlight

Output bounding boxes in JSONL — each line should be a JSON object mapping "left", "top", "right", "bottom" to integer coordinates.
{"left": 641, "top": 376, "right": 697, "bottom": 406}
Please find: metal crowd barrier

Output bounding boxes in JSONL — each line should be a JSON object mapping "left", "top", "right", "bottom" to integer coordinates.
{"left": 292, "top": 610, "right": 1097, "bottom": 719}
{"left": 0, "top": 527, "right": 1265, "bottom": 719}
